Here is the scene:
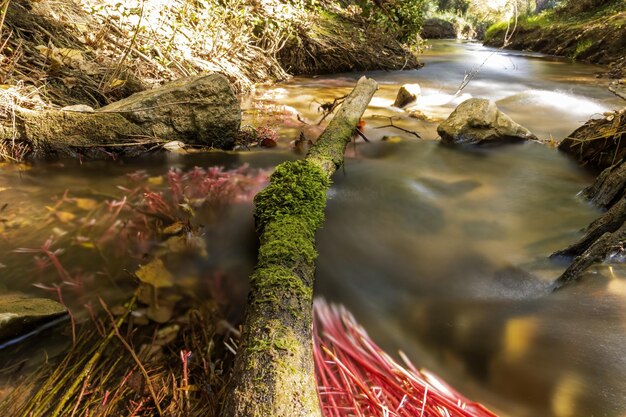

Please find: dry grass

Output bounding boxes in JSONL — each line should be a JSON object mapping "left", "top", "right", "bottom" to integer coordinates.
{"left": 559, "top": 108, "right": 626, "bottom": 167}
{"left": 0, "top": 297, "right": 236, "bottom": 417}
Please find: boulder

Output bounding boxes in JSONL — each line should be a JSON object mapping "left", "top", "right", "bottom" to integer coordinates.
{"left": 393, "top": 84, "right": 421, "bottom": 108}
{"left": 437, "top": 98, "right": 537, "bottom": 145}
{"left": 101, "top": 73, "right": 241, "bottom": 149}
{"left": 0, "top": 294, "right": 67, "bottom": 341}
{"left": 420, "top": 18, "right": 456, "bottom": 39}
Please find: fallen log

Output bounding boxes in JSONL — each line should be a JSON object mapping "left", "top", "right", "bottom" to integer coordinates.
{"left": 222, "top": 76, "right": 378, "bottom": 417}
{"left": 0, "top": 73, "right": 240, "bottom": 159}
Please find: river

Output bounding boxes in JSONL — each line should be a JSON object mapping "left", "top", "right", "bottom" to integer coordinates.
{"left": 1, "top": 40, "right": 625, "bottom": 417}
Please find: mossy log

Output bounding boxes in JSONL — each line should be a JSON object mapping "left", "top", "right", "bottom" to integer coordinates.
{"left": 0, "top": 74, "right": 240, "bottom": 159}
{"left": 222, "top": 76, "right": 378, "bottom": 417}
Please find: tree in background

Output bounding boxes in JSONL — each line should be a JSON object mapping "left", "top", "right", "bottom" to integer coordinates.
{"left": 436, "top": 0, "right": 470, "bottom": 13}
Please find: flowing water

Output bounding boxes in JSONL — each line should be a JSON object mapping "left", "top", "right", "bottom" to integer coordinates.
{"left": 1, "top": 40, "right": 625, "bottom": 416}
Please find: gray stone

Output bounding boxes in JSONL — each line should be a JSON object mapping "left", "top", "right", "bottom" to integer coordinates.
{"left": 0, "top": 294, "right": 67, "bottom": 341}
{"left": 437, "top": 98, "right": 537, "bottom": 145}
{"left": 101, "top": 73, "right": 241, "bottom": 149}
{"left": 393, "top": 83, "right": 421, "bottom": 108}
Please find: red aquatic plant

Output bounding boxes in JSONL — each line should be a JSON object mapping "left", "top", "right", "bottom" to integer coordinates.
{"left": 313, "top": 299, "right": 498, "bottom": 417}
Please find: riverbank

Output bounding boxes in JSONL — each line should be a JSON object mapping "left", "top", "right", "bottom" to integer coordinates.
{"left": 0, "top": 0, "right": 423, "bottom": 161}
{"left": 484, "top": 6, "right": 626, "bottom": 78}
{"left": 0, "top": 0, "right": 421, "bottom": 105}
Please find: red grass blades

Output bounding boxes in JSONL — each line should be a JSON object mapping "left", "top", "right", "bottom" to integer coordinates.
{"left": 313, "top": 299, "right": 498, "bottom": 417}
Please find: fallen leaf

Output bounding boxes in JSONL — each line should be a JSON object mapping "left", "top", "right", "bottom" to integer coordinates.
{"left": 74, "top": 198, "right": 98, "bottom": 211}
{"left": 147, "top": 303, "right": 174, "bottom": 323}
{"left": 161, "top": 221, "right": 185, "bottom": 235}
{"left": 55, "top": 211, "right": 76, "bottom": 223}
{"left": 147, "top": 176, "right": 163, "bottom": 186}
{"left": 162, "top": 235, "right": 208, "bottom": 258}
{"left": 108, "top": 78, "right": 126, "bottom": 88}
{"left": 135, "top": 258, "right": 174, "bottom": 288}
{"left": 79, "top": 61, "right": 100, "bottom": 75}
{"left": 57, "top": 48, "right": 84, "bottom": 64}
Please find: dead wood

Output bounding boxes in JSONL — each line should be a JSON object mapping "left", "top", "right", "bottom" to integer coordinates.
{"left": 222, "top": 76, "right": 378, "bottom": 417}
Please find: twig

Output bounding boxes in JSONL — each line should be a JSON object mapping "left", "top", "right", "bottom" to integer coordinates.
{"left": 354, "top": 129, "right": 370, "bottom": 143}
{"left": 374, "top": 116, "right": 421, "bottom": 139}
{"left": 454, "top": 2, "right": 519, "bottom": 96}
{"left": 316, "top": 94, "right": 348, "bottom": 125}
{"left": 104, "top": 0, "right": 145, "bottom": 92}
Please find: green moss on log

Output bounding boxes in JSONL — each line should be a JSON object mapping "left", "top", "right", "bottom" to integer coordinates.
{"left": 258, "top": 216, "right": 317, "bottom": 268}
{"left": 254, "top": 160, "right": 329, "bottom": 232}
{"left": 251, "top": 265, "right": 313, "bottom": 308}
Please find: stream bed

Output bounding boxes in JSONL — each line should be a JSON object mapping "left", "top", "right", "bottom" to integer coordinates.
{"left": 1, "top": 40, "right": 625, "bottom": 417}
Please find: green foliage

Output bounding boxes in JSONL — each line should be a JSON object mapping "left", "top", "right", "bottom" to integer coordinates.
{"left": 557, "top": 0, "right": 623, "bottom": 16}
{"left": 436, "top": 0, "right": 470, "bottom": 14}
{"left": 349, "top": 0, "right": 427, "bottom": 44}
{"left": 572, "top": 38, "right": 593, "bottom": 58}
{"left": 392, "top": 0, "right": 428, "bottom": 42}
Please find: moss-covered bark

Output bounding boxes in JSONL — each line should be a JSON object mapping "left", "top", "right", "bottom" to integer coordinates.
{"left": 222, "top": 76, "right": 378, "bottom": 417}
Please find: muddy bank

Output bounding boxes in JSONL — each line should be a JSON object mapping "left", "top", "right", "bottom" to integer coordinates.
{"left": 484, "top": 11, "right": 626, "bottom": 78}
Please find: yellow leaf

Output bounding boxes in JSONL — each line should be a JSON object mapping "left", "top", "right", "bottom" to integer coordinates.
{"left": 74, "top": 198, "right": 98, "bottom": 211}
{"left": 161, "top": 221, "right": 184, "bottom": 235}
{"left": 35, "top": 45, "right": 50, "bottom": 55}
{"left": 147, "top": 176, "right": 163, "bottom": 186}
{"left": 79, "top": 242, "right": 95, "bottom": 249}
{"left": 136, "top": 258, "right": 174, "bottom": 288}
{"left": 56, "top": 48, "right": 84, "bottom": 63}
{"left": 108, "top": 79, "right": 126, "bottom": 88}
{"left": 55, "top": 211, "right": 76, "bottom": 223}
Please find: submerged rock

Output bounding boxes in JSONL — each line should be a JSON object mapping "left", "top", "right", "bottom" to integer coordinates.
{"left": 393, "top": 84, "right": 421, "bottom": 108}
{"left": 0, "top": 294, "right": 67, "bottom": 341}
{"left": 101, "top": 73, "right": 241, "bottom": 149}
{"left": 437, "top": 98, "right": 537, "bottom": 145}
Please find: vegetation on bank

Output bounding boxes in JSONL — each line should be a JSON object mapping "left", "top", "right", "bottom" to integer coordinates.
{"left": 0, "top": 0, "right": 423, "bottom": 104}
{"left": 484, "top": 0, "right": 626, "bottom": 75}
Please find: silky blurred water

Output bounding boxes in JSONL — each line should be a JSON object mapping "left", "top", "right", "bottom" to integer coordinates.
{"left": 1, "top": 40, "right": 625, "bottom": 417}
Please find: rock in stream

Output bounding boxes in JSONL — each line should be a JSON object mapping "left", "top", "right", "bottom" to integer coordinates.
{"left": 438, "top": 98, "right": 537, "bottom": 145}
{"left": 0, "top": 294, "right": 67, "bottom": 342}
